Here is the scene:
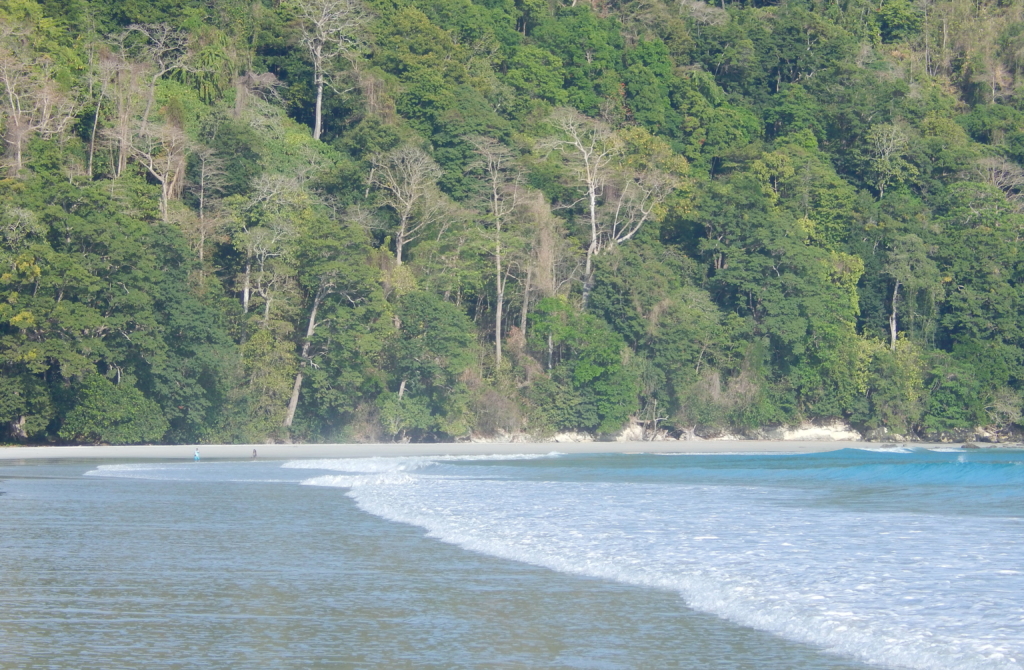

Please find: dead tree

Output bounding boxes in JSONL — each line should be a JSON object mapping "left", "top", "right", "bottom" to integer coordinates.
{"left": 369, "top": 145, "right": 447, "bottom": 265}
{"left": 291, "top": 0, "right": 369, "bottom": 140}
{"left": 130, "top": 121, "right": 190, "bottom": 221}
{"left": 0, "top": 27, "right": 79, "bottom": 176}
{"left": 540, "top": 108, "right": 621, "bottom": 298}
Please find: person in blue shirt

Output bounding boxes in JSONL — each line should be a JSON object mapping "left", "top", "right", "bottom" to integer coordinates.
{"left": 194, "top": 448, "right": 200, "bottom": 462}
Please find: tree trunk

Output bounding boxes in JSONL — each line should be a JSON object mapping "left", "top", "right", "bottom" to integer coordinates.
{"left": 585, "top": 186, "right": 598, "bottom": 276}
{"left": 519, "top": 265, "right": 531, "bottom": 337}
{"left": 495, "top": 234, "right": 503, "bottom": 364}
{"left": 242, "top": 261, "right": 251, "bottom": 313}
{"left": 395, "top": 233, "right": 405, "bottom": 266}
{"left": 88, "top": 98, "right": 102, "bottom": 178}
{"left": 284, "top": 290, "right": 324, "bottom": 428}
{"left": 10, "top": 416, "right": 27, "bottom": 440}
{"left": 890, "top": 279, "right": 900, "bottom": 351}
{"left": 313, "top": 77, "right": 324, "bottom": 141}
{"left": 117, "top": 138, "right": 127, "bottom": 178}
{"left": 582, "top": 184, "right": 598, "bottom": 303}
{"left": 284, "top": 371, "right": 304, "bottom": 429}
{"left": 159, "top": 180, "right": 170, "bottom": 221}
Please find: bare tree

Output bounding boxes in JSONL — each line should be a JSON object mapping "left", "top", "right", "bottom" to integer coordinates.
{"left": 677, "top": 0, "right": 728, "bottom": 37}
{"left": 868, "top": 123, "right": 917, "bottom": 197}
{"left": 975, "top": 156, "right": 1024, "bottom": 211}
{"left": 239, "top": 174, "right": 308, "bottom": 312}
{"left": 542, "top": 110, "right": 681, "bottom": 300}
{"left": 468, "top": 136, "right": 523, "bottom": 364}
{"left": 516, "top": 191, "right": 579, "bottom": 338}
{"left": 540, "top": 108, "right": 621, "bottom": 294}
{"left": 101, "top": 49, "right": 147, "bottom": 178}
{"left": 290, "top": 0, "right": 369, "bottom": 140}
{"left": 127, "top": 24, "right": 190, "bottom": 131}
{"left": 0, "top": 27, "right": 79, "bottom": 176}
{"left": 232, "top": 71, "right": 283, "bottom": 118}
{"left": 243, "top": 221, "right": 296, "bottom": 326}
{"left": 607, "top": 166, "right": 676, "bottom": 246}
{"left": 86, "top": 48, "right": 117, "bottom": 177}
{"left": 100, "top": 26, "right": 187, "bottom": 179}
{"left": 130, "top": 121, "right": 190, "bottom": 220}
{"left": 0, "top": 206, "right": 42, "bottom": 254}
{"left": 179, "top": 147, "right": 229, "bottom": 263}
{"left": 369, "top": 145, "right": 448, "bottom": 265}
{"left": 168, "top": 204, "right": 229, "bottom": 269}
{"left": 190, "top": 147, "right": 228, "bottom": 225}
{"left": 246, "top": 174, "right": 308, "bottom": 213}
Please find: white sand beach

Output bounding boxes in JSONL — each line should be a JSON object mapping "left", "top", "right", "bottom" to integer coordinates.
{"left": 0, "top": 440, "right": 886, "bottom": 461}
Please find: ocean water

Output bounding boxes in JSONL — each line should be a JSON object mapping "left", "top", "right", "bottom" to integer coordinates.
{"left": 1, "top": 448, "right": 1021, "bottom": 669}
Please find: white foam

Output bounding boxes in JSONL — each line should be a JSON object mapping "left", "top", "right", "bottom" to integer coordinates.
{"left": 853, "top": 446, "right": 917, "bottom": 454}
{"left": 311, "top": 472, "right": 1024, "bottom": 670}
{"left": 281, "top": 452, "right": 561, "bottom": 473}
{"left": 282, "top": 456, "right": 441, "bottom": 473}
{"left": 84, "top": 462, "right": 293, "bottom": 483}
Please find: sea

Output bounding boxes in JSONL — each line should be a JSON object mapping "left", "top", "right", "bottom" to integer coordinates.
{"left": 1, "top": 447, "right": 1021, "bottom": 669}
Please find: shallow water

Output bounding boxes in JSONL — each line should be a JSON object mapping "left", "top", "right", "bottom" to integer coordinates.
{"left": 1, "top": 448, "right": 1021, "bottom": 669}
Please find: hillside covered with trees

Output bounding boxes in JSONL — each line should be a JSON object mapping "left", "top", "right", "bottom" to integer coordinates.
{"left": 2, "top": 0, "right": 1024, "bottom": 444}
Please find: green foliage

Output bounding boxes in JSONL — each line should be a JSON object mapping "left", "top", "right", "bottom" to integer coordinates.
{"left": 59, "top": 373, "right": 169, "bottom": 445}
{"left": 877, "top": 0, "right": 922, "bottom": 43}
{"left": 377, "top": 291, "right": 476, "bottom": 440}
{"left": 528, "top": 297, "right": 637, "bottom": 433}
{"left": 5, "top": 0, "right": 1024, "bottom": 444}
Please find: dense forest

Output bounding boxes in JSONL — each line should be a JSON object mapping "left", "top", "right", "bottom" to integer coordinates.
{"left": 2, "top": 0, "right": 1024, "bottom": 444}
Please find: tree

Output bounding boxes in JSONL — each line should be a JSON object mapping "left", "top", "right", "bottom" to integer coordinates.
{"left": 180, "top": 147, "right": 229, "bottom": 264}
{"left": 883, "top": 234, "right": 940, "bottom": 351}
{"left": 868, "top": 123, "right": 918, "bottom": 197}
{"left": 284, "top": 210, "right": 377, "bottom": 429}
{"left": 369, "top": 145, "right": 449, "bottom": 265}
{"left": 527, "top": 297, "right": 638, "bottom": 434}
{"left": 378, "top": 291, "right": 476, "bottom": 441}
{"left": 290, "top": 0, "right": 369, "bottom": 141}
{"left": 130, "top": 121, "right": 190, "bottom": 221}
{"left": 541, "top": 107, "right": 620, "bottom": 293}
{"left": 542, "top": 111, "right": 685, "bottom": 299}
{"left": 59, "top": 373, "right": 169, "bottom": 445}
{"left": 0, "top": 26, "right": 78, "bottom": 176}
{"left": 468, "top": 136, "right": 523, "bottom": 365}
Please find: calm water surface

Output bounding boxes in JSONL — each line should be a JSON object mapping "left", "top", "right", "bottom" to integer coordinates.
{"left": 1, "top": 448, "right": 1021, "bottom": 669}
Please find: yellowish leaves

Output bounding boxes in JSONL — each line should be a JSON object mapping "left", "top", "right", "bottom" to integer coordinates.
{"left": 751, "top": 150, "right": 795, "bottom": 205}
{"left": 9, "top": 309, "right": 34, "bottom": 329}
{"left": 823, "top": 251, "right": 865, "bottom": 316}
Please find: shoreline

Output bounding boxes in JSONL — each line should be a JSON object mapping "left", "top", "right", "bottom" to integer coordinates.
{"left": 0, "top": 439, "right": 975, "bottom": 461}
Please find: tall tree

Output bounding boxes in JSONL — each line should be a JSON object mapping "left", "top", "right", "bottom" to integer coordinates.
{"left": 369, "top": 145, "right": 449, "bottom": 265}
{"left": 541, "top": 108, "right": 620, "bottom": 296}
{"left": 469, "top": 136, "right": 523, "bottom": 365}
{"left": 0, "top": 26, "right": 78, "bottom": 176}
{"left": 290, "top": 0, "right": 369, "bottom": 141}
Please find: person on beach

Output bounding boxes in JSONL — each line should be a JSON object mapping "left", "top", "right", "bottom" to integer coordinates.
{"left": 252, "top": 449, "right": 257, "bottom": 459}
{"left": 194, "top": 448, "right": 200, "bottom": 462}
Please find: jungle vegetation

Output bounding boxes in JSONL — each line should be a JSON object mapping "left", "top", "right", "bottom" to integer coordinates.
{"left": 2, "top": 0, "right": 1024, "bottom": 444}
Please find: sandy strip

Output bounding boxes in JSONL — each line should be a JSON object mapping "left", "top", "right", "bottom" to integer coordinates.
{"left": 0, "top": 440, "right": 914, "bottom": 462}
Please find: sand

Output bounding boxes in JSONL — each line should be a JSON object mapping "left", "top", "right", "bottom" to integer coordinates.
{"left": 0, "top": 440, "right": 879, "bottom": 461}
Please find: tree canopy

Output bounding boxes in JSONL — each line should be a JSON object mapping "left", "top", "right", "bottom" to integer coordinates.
{"left": 3, "top": 0, "right": 1024, "bottom": 444}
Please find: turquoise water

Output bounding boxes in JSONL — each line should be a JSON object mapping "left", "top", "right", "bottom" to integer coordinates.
{"left": 1, "top": 447, "right": 1021, "bottom": 669}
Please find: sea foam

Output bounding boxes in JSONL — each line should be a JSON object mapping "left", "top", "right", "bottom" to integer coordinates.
{"left": 302, "top": 453, "right": 1024, "bottom": 670}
